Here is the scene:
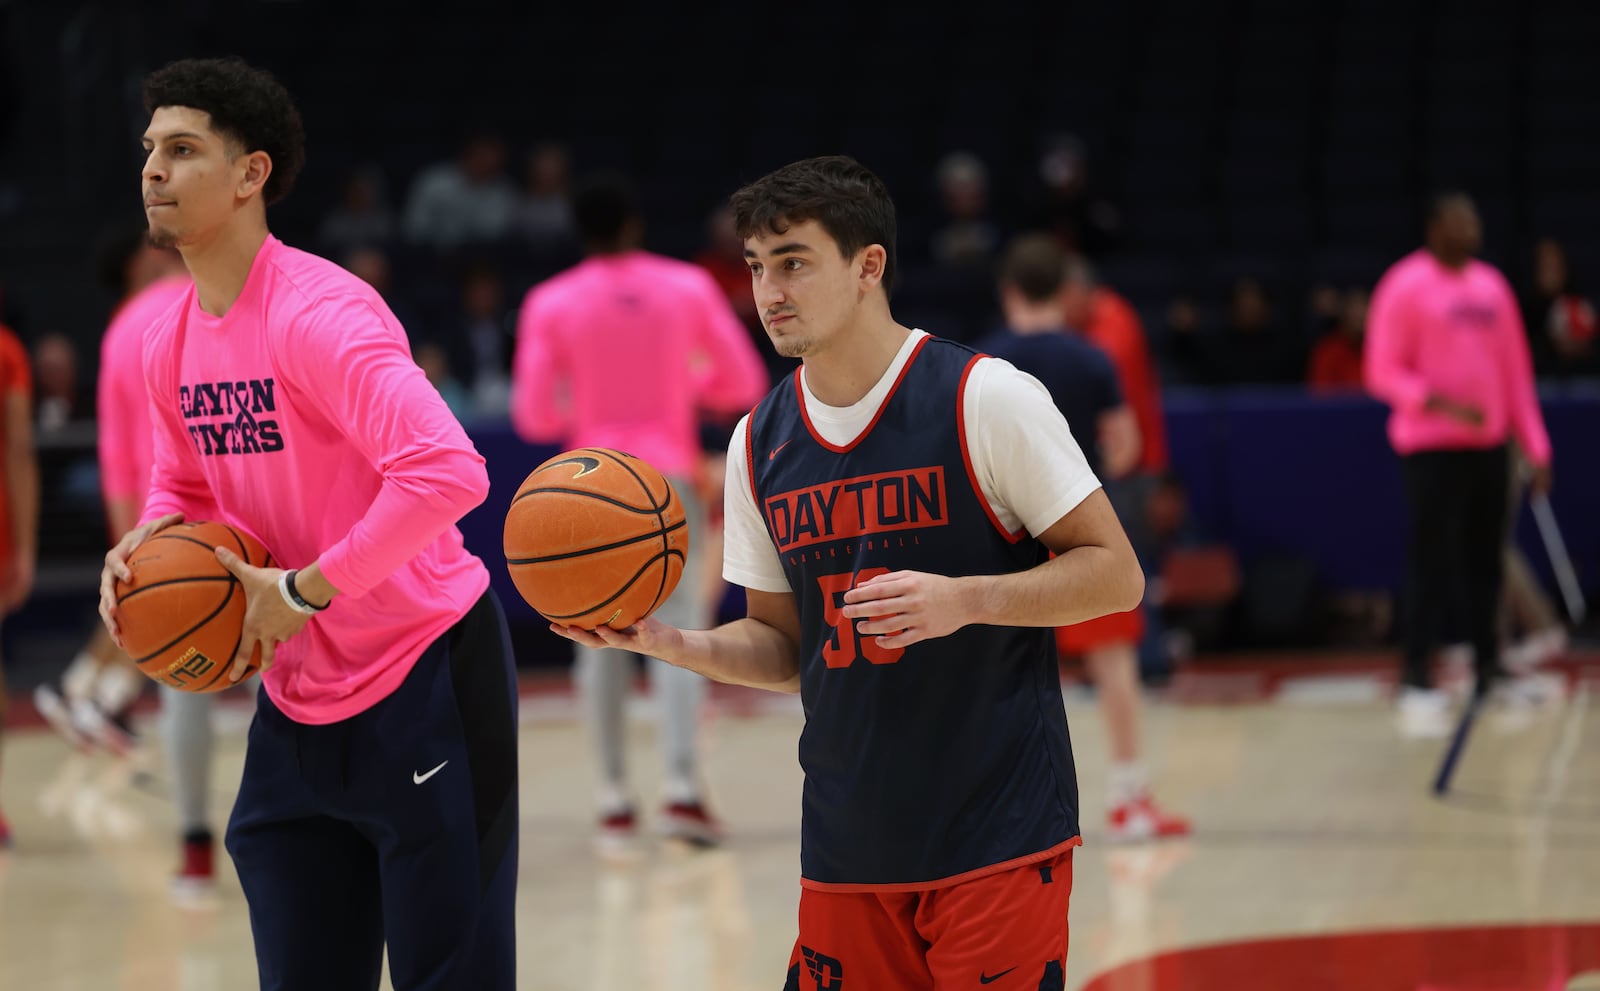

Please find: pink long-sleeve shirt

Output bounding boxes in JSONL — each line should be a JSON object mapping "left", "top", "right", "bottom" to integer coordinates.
{"left": 511, "top": 251, "right": 768, "bottom": 476}
{"left": 99, "top": 274, "right": 190, "bottom": 506}
{"left": 141, "top": 235, "right": 491, "bottom": 724}
{"left": 1364, "top": 249, "right": 1551, "bottom": 465}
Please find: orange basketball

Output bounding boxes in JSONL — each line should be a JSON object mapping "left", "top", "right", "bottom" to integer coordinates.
{"left": 114, "top": 520, "right": 274, "bottom": 693}
{"left": 504, "top": 448, "right": 688, "bottom": 629}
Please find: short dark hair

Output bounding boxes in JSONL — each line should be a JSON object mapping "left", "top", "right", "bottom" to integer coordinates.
{"left": 571, "top": 173, "right": 640, "bottom": 248}
{"left": 1425, "top": 188, "right": 1474, "bottom": 227}
{"left": 1000, "top": 234, "right": 1066, "bottom": 303}
{"left": 143, "top": 57, "right": 305, "bottom": 206}
{"left": 730, "top": 155, "right": 898, "bottom": 294}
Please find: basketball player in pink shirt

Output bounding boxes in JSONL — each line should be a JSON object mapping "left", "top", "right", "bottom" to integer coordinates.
{"left": 37, "top": 232, "right": 189, "bottom": 759}
{"left": 512, "top": 175, "right": 768, "bottom": 849}
{"left": 36, "top": 229, "right": 230, "bottom": 896}
{"left": 1365, "top": 191, "right": 1555, "bottom": 736}
{"left": 97, "top": 58, "right": 517, "bottom": 990}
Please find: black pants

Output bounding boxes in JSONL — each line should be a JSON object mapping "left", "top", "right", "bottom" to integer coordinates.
{"left": 1401, "top": 446, "right": 1510, "bottom": 694}
{"left": 226, "top": 591, "right": 519, "bottom": 990}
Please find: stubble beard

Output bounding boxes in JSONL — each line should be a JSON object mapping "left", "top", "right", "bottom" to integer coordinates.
{"left": 773, "top": 336, "right": 813, "bottom": 359}
{"left": 147, "top": 223, "right": 179, "bottom": 249}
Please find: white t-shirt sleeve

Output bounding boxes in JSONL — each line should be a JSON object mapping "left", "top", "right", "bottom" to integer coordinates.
{"left": 967, "top": 357, "right": 1102, "bottom": 537}
{"left": 721, "top": 414, "right": 794, "bottom": 593}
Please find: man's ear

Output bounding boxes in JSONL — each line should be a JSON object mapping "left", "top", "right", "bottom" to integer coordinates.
{"left": 858, "top": 243, "right": 887, "bottom": 290}
{"left": 238, "top": 150, "right": 273, "bottom": 200}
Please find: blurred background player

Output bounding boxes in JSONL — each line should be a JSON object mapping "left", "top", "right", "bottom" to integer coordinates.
{"left": 1365, "top": 191, "right": 1558, "bottom": 737}
{"left": 0, "top": 305, "right": 36, "bottom": 847}
{"left": 34, "top": 228, "right": 187, "bottom": 756}
{"left": 511, "top": 174, "right": 768, "bottom": 850}
{"left": 85, "top": 225, "right": 226, "bottom": 896}
{"left": 978, "top": 234, "right": 1189, "bottom": 842}
{"left": 1058, "top": 252, "right": 1176, "bottom": 676}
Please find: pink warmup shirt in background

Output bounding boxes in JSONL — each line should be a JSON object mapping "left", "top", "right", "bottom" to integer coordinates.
{"left": 511, "top": 250, "right": 768, "bottom": 476}
{"left": 99, "top": 274, "right": 190, "bottom": 509}
{"left": 1364, "top": 249, "right": 1552, "bottom": 466}
{"left": 141, "top": 235, "right": 491, "bottom": 724}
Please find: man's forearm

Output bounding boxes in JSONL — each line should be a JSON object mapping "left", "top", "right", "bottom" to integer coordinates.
{"left": 965, "top": 545, "right": 1145, "bottom": 629}
{"left": 671, "top": 618, "right": 801, "bottom": 694}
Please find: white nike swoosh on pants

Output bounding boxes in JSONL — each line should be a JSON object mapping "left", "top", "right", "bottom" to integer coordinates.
{"left": 413, "top": 761, "right": 448, "bottom": 785}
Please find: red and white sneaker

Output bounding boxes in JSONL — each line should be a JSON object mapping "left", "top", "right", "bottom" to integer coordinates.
{"left": 71, "top": 698, "right": 138, "bottom": 757}
{"left": 33, "top": 684, "right": 93, "bottom": 751}
{"left": 171, "top": 831, "right": 216, "bottom": 902}
{"left": 594, "top": 806, "right": 639, "bottom": 858}
{"left": 1107, "top": 794, "right": 1191, "bottom": 844}
{"left": 660, "top": 800, "right": 724, "bottom": 848}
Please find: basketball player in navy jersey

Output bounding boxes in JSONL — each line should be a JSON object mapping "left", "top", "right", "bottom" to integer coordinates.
{"left": 551, "top": 155, "right": 1144, "bottom": 989}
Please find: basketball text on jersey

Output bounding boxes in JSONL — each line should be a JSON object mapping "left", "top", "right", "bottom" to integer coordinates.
{"left": 762, "top": 466, "right": 948, "bottom": 551}
{"left": 178, "top": 378, "right": 284, "bottom": 455}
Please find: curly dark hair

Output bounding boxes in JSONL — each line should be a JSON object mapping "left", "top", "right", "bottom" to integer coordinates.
{"left": 730, "top": 155, "right": 898, "bottom": 295}
{"left": 143, "top": 57, "right": 305, "bottom": 206}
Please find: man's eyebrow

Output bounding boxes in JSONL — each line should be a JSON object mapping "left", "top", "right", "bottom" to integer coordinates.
{"left": 744, "top": 242, "right": 812, "bottom": 259}
{"left": 142, "top": 130, "right": 207, "bottom": 144}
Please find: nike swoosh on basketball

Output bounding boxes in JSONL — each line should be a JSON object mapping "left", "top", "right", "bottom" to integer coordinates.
{"left": 979, "top": 968, "right": 1016, "bottom": 984}
{"left": 413, "top": 761, "right": 448, "bottom": 785}
{"left": 769, "top": 440, "right": 792, "bottom": 461}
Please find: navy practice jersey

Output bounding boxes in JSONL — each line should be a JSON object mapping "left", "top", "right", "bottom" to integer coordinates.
{"left": 745, "top": 335, "right": 1082, "bottom": 889}
{"left": 971, "top": 327, "right": 1122, "bottom": 477}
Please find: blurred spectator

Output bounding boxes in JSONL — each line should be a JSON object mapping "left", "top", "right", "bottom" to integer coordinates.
{"left": 413, "top": 340, "right": 472, "bottom": 422}
{"left": 693, "top": 204, "right": 759, "bottom": 328}
{"left": 929, "top": 151, "right": 1001, "bottom": 272}
{"left": 403, "top": 131, "right": 519, "bottom": 249}
{"left": 692, "top": 204, "right": 793, "bottom": 384}
{"left": 1523, "top": 237, "right": 1597, "bottom": 379}
{"left": 317, "top": 166, "right": 394, "bottom": 256}
{"left": 513, "top": 142, "right": 575, "bottom": 249}
{"left": 1165, "top": 280, "right": 1302, "bottom": 387}
{"left": 1165, "top": 295, "right": 1210, "bottom": 385}
{"left": 1307, "top": 289, "right": 1369, "bottom": 392}
{"left": 1305, "top": 283, "right": 1342, "bottom": 340}
{"left": 1215, "top": 278, "right": 1303, "bottom": 385}
{"left": 1064, "top": 257, "right": 1168, "bottom": 474}
{"left": 340, "top": 245, "right": 424, "bottom": 342}
{"left": 1027, "top": 132, "right": 1120, "bottom": 260}
{"left": 1365, "top": 191, "right": 1554, "bottom": 735}
{"left": 33, "top": 333, "right": 90, "bottom": 431}
{"left": 454, "top": 262, "right": 515, "bottom": 416}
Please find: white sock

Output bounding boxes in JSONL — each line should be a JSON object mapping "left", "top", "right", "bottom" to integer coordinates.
{"left": 596, "top": 782, "right": 631, "bottom": 816}
{"left": 662, "top": 776, "right": 700, "bottom": 806}
{"left": 62, "top": 653, "right": 100, "bottom": 702}
{"left": 94, "top": 664, "right": 145, "bottom": 714}
{"left": 1108, "top": 761, "right": 1149, "bottom": 807}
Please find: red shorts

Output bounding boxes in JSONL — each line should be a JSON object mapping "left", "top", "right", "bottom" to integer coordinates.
{"left": 784, "top": 849, "right": 1074, "bottom": 990}
{"left": 1056, "top": 608, "right": 1144, "bottom": 656}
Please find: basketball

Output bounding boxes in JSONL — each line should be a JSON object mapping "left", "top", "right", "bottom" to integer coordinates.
{"left": 114, "top": 520, "right": 274, "bottom": 692}
{"left": 504, "top": 448, "right": 689, "bottom": 629}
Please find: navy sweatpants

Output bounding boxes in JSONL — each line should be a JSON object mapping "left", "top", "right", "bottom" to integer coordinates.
{"left": 226, "top": 591, "right": 519, "bottom": 991}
